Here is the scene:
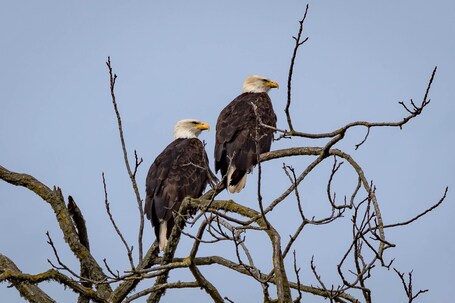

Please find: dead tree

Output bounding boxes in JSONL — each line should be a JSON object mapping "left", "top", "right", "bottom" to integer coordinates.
{"left": 0, "top": 5, "right": 447, "bottom": 303}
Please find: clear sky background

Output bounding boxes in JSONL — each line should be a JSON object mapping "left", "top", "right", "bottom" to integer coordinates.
{"left": 1, "top": 1, "right": 454, "bottom": 302}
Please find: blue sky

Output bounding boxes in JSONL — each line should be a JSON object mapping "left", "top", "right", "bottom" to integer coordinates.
{"left": 1, "top": 1, "right": 454, "bottom": 302}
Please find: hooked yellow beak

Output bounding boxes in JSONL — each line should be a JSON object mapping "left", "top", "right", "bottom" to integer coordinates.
{"left": 195, "top": 122, "right": 210, "bottom": 131}
{"left": 266, "top": 80, "right": 279, "bottom": 89}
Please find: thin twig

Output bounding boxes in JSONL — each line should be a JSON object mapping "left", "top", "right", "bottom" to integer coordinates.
{"left": 106, "top": 56, "right": 144, "bottom": 262}
{"left": 381, "top": 187, "right": 448, "bottom": 229}
{"left": 282, "top": 66, "right": 438, "bottom": 144}
{"left": 393, "top": 268, "right": 429, "bottom": 302}
{"left": 251, "top": 102, "right": 271, "bottom": 230}
{"left": 281, "top": 164, "right": 308, "bottom": 260}
{"left": 103, "top": 258, "right": 120, "bottom": 279}
{"left": 286, "top": 4, "right": 310, "bottom": 132}
{"left": 124, "top": 281, "right": 200, "bottom": 303}
{"left": 102, "top": 172, "right": 135, "bottom": 270}
{"left": 293, "top": 251, "right": 302, "bottom": 302}
{"left": 46, "top": 232, "right": 81, "bottom": 279}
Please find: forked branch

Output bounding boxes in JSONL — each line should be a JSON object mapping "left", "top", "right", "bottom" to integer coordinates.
{"left": 286, "top": 4, "right": 310, "bottom": 132}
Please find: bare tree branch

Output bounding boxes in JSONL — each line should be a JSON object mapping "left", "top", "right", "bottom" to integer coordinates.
{"left": 0, "top": 254, "right": 56, "bottom": 303}
{"left": 124, "top": 281, "right": 200, "bottom": 303}
{"left": 293, "top": 251, "right": 302, "bottom": 303}
{"left": 285, "top": 4, "right": 310, "bottom": 132}
{"left": 106, "top": 56, "right": 144, "bottom": 262}
{"left": 0, "top": 254, "right": 105, "bottom": 303}
{"left": 102, "top": 172, "right": 135, "bottom": 270}
{"left": 177, "top": 255, "right": 359, "bottom": 302}
{"left": 67, "top": 195, "right": 92, "bottom": 303}
{"left": 108, "top": 243, "right": 160, "bottom": 303}
{"left": 189, "top": 264, "right": 224, "bottom": 303}
{"left": 0, "top": 7, "right": 445, "bottom": 303}
{"left": 46, "top": 231, "right": 82, "bottom": 280}
{"left": 394, "top": 268, "right": 429, "bottom": 302}
{"left": 281, "top": 66, "right": 438, "bottom": 144}
{"left": 0, "top": 165, "right": 112, "bottom": 299}
{"left": 67, "top": 196, "right": 90, "bottom": 251}
{"left": 381, "top": 187, "right": 448, "bottom": 229}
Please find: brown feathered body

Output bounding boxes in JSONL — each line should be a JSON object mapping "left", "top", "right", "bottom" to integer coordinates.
{"left": 145, "top": 121, "right": 210, "bottom": 251}
{"left": 215, "top": 92, "right": 277, "bottom": 193}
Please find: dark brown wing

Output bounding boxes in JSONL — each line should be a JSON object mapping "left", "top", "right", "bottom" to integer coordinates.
{"left": 145, "top": 138, "right": 209, "bottom": 240}
{"left": 214, "top": 92, "right": 277, "bottom": 185}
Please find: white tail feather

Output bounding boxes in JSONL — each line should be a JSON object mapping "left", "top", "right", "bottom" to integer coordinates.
{"left": 227, "top": 165, "right": 247, "bottom": 193}
{"left": 158, "top": 221, "right": 168, "bottom": 252}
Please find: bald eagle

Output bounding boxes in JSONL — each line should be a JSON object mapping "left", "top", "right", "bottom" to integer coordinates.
{"left": 215, "top": 75, "right": 279, "bottom": 193}
{"left": 145, "top": 119, "right": 210, "bottom": 251}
